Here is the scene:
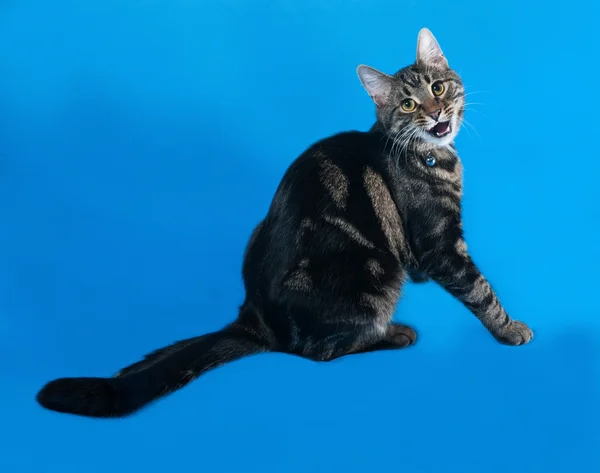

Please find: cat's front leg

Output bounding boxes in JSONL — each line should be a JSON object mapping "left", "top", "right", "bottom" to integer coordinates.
{"left": 423, "top": 239, "right": 533, "bottom": 346}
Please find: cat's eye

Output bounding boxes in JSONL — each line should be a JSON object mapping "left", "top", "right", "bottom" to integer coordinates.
{"left": 401, "top": 98, "right": 417, "bottom": 112}
{"left": 431, "top": 81, "right": 445, "bottom": 96}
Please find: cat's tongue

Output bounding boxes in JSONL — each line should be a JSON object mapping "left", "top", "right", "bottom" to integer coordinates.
{"left": 431, "top": 121, "right": 451, "bottom": 137}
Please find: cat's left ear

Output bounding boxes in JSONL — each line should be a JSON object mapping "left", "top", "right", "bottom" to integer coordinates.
{"left": 416, "top": 28, "right": 449, "bottom": 68}
{"left": 357, "top": 65, "right": 393, "bottom": 107}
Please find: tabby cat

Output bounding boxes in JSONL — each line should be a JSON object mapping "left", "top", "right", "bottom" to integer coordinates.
{"left": 36, "top": 28, "right": 533, "bottom": 418}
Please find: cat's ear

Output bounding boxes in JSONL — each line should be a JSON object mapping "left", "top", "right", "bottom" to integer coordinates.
{"left": 356, "top": 65, "right": 393, "bottom": 107}
{"left": 416, "top": 28, "right": 448, "bottom": 68}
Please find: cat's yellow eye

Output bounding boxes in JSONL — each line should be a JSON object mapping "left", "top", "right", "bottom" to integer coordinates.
{"left": 432, "top": 81, "right": 445, "bottom": 96}
{"left": 401, "top": 98, "right": 417, "bottom": 112}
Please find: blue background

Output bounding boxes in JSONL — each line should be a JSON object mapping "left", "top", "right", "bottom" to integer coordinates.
{"left": 1, "top": 1, "right": 599, "bottom": 471}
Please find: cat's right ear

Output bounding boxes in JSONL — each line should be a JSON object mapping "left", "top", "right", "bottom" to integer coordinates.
{"left": 356, "top": 65, "right": 393, "bottom": 107}
{"left": 416, "top": 28, "right": 448, "bottom": 68}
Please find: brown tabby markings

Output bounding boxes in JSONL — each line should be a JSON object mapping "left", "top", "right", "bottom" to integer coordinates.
{"left": 296, "top": 217, "right": 317, "bottom": 245}
{"left": 284, "top": 268, "right": 313, "bottom": 292}
{"left": 455, "top": 239, "right": 468, "bottom": 256}
{"left": 365, "top": 258, "right": 385, "bottom": 278}
{"left": 299, "top": 258, "right": 310, "bottom": 268}
{"left": 322, "top": 214, "right": 375, "bottom": 249}
{"left": 319, "top": 158, "right": 349, "bottom": 210}
{"left": 363, "top": 167, "right": 405, "bottom": 260}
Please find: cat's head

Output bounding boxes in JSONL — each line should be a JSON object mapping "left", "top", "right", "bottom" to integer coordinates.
{"left": 357, "top": 28, "right": 465, "bottom": 148}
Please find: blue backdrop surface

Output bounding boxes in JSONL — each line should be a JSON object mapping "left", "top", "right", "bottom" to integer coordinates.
{"left": 1, "top": 1, "right": 599, "bottom": 472}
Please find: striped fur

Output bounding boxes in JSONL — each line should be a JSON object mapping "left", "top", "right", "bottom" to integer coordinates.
{"left": 36, "top": 28, "right": 532, "bottom": 419}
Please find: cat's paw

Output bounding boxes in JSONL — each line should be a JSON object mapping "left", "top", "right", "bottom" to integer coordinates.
{"left": 388, "top": 324, "right": 417, "bottom": 347}
{"left": 493, "top": 320, "right": 533, "bottom": 346}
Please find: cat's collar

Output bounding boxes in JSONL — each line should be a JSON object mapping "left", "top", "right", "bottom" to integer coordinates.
{"left": 422, "top": 144, "right": 457, "bottom": 168}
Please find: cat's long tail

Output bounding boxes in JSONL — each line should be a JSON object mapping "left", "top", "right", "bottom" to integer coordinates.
{"left": 36, "top": 320, "right": 269, "bottom": 418}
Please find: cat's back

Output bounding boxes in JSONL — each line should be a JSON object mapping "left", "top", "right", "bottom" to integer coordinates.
{"left": 254, "top": 130, "right": 405, "bottom": 275}
{"left": 297, "top": 129, "right": 385, "bottom": 175}
{"left": 267, "top": 130, "right": 387, "bottom": 219}
{"left": 241, "top": 129, "right": 408, "bottom": 322}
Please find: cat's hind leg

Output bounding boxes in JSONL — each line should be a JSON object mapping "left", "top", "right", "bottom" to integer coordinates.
{"left": 348, "top": 323, "right": 417, "bottom": 355}
{"left": 304, "top": 323, "right": 417, "bottom": 362}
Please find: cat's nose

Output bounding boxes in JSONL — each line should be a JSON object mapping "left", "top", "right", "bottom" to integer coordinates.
{"left": 428, "top": 109, "right": 441, "bottom": 121}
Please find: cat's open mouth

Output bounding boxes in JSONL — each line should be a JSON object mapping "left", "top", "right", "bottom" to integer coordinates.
{"left": 427, "top": 121, "right": 451, "bottom": 138}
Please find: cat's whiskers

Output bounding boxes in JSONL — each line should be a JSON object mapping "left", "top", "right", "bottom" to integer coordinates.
{"left": 408, "top": 128, "right": 421, "bottom": 156}
{"left": 462, "top": 105, "right": 491, "bottom": 123}
{"left": 404, "top": 130, "right": 418, "bottom": 168}
{"left": 461, "top": 90, "right": 488, "bottom": 99}
{"left": 461, "top": 118, "right": 481, "bottom": 140}
{"left": 393, "top": 132, "right": 406, "bottom": 158}
{"left": 401, "top": 127, "right": 419, "bottom": 157}
{"left": 459, "top": 120, "right": 474, "bottom": 139}
{"left": 399, "top": 126, "right": 420, "bottom": 167}
{"left": 390, "top": 126, "right": 413, "bottom": 159}
{"left": 382, "top": 130, "right": 393, "bottom": 154}
{"left": 389, "top": 131, "right": 402, "bottom": 158}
